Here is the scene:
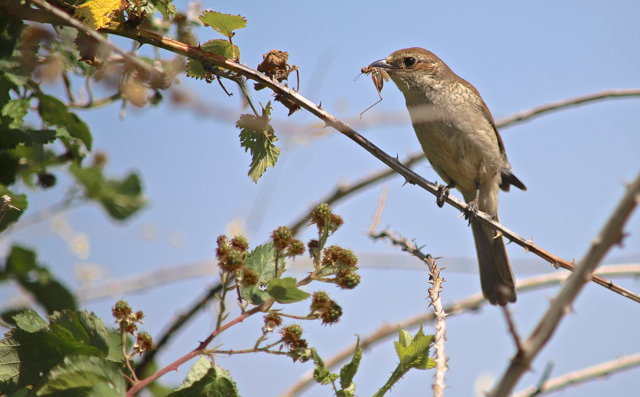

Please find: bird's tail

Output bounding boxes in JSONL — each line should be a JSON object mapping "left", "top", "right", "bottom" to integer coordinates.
{"left": 471, "top": 220, "right": 517, "bottom": 306}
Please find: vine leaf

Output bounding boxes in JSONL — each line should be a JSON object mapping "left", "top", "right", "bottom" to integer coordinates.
{"left": 74, "top": 0, "right": 128, "bottom": 29}
{"left": 237, "top": 102, "right": 280, "bottom": 182}
{"left": 199, "top": 11, "right": 247, "bottom": 39}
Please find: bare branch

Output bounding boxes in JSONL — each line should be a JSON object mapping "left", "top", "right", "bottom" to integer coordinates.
{"left": 502, "top": 306, "right": 524, "bottom": 354}
{"left": 278, "top": 265, "right": 640, "bottom": 397}
{"left": 488, "top": 170, "right": 640, "bottom": 397}
{"left": 496, "top": 89, "right": 640, "bottom": 129}
{"left": 512, "top": 352, "right": 640, "bottom": 397}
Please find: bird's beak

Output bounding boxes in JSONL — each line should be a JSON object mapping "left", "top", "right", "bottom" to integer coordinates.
{"left": 369, "top": 59, "right": 395, "bottom": 69}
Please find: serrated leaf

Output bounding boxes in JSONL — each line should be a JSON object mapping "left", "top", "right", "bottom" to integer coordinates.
{"left": 13, "top": 309, "right": 49, "bottom": 333}
{"left": 312, "top": 348, "right": 333, "bottom": 385}
{"left": 237, "top": 103, "right": 280, "bottom": 182}
{"left": 339, "top": 337, "right": 362, "bottom": 390}
{"left": 267, "top": 277, "right": 310, "bottom": 304}
{"left": 240, "top": 242, "right": 283, "bottom": 305}
{"left": 38, "top": 94, "right": 92, "bottom": 150}
{"left": 35, "top": 355, "right": 125, "bottom": 396}
{"left": 49, "top": 310, "right": 110, "bottom": 356}
{"left": 69, "top": 164, "right": 146, "bottom": 221}
{"left": 186, "top": 58, "right": 207, "bottom": 80}
{"left": 393, "top": 325, "right": 433, "bottom": 368}
{"left": 74, "top": 0, "right": 127, "bottom": 29}
{"left": 167, "top": 356, "right": 240, "bottom": 397}
{"left": 199, "top": 11, "right": 246, "bottom": 39}
{"left": 1, "top": 98, "right": 31, "bottom": 129}
{"left": 0, "top": 315, "right": 108, "bottom": 394}
{"left": 202, "top": 39, "right": 240, "bottom": 60}
{"left": 149, "top": 0, "right": 176, "bottom": 19}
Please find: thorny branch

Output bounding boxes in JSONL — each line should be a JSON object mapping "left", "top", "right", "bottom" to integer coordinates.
{"left": 487, "top": 170, "right": 640, "bottom": 397}
{"left": 278, "top": 264, "right": 640, "bottom": 397}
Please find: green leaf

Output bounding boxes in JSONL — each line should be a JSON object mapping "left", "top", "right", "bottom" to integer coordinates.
{"left": 311, "top": 348, "right": 332, "bottom": 385}
{"left": 35, "top": 355, "right": 126, "bottom": 396}
{"left": 186, "top": 40, "right": 241, "bottom": 80}
{"left": 267, "top": 277, "right": 311, "bottom": 304}
{"left": 0, "top": 129, "right": 58, "bottom": 150}
{"left": 0, "top": 312, "right": 109, "bottom": 395}
{"left": 199, "top": 11, "right": 247, "bottom": 39}
{"left": 203, "top": 39, "right": 239, "bottom": 59}
{"left": 69, "top": 164, "right": 147, "bottom": 221}
{"left": 0, "top": 186, "right": 27, "bottom": 232}
{"left": 393, "top": 325, "right": 433, "bottom": 368}
{"left": 167, "top": 356, "right": 240, "bottom": 397}
{"left": 240, "top": 242, "right": 283, "bottom": 305}
{"left": 6, "top": 245, "right": 78, "bottom": 314}
{"left": 398, "top": 328, "right": 412, "bottom": 348}
{"left": 1, "top": 98, "right": 31, "bottom": 128}
{"left": 49, "top": 310, "right": 110, "bottom": 356}
{"left": 339, "top": 337, "right": 362, "bottom": 390}
{"left": 149, "top": 0, "right": 176, "bottom": 19}
{"left": 237, "top": 103, "right": 280, "bottom": 182}
{"left": 13, "top": 309, "right": 50, "bottom": 333}
{"left": 38, "top": 94, "right": 92, "bottom": 150}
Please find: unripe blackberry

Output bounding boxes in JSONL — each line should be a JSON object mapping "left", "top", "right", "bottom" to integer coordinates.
{"left": 341, "top": 271, "right": 361, "bottom": 289}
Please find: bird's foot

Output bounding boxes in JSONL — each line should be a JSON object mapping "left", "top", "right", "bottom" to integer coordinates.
{"left": 436, "top": 184, "right": 450, "bottom": 208}
{"left": 464, "top": 199, "right": 479, "bottom": 225}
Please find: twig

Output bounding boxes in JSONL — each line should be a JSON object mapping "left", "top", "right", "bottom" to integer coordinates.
{"left": 487, "top": 170, "right": 640, "bottom": 397}
{"left": 496, "top": 89, "right": 640, "bottom": 129}
{"left": 369, "top": 228, "right": 448, "bottom": 395}
{"left": 368, "top": 186, "right": 388, "bottom": 235}
{"left": 278, "top": 264, "right": 640, "bottom": 397}
{"left": 68, "top": 92, "right": 122, "bottom": 109}
{"left": 127, "top": 302, "right": 268, "bottom": 396}
{"left": 134, "top": 281, "right": 223, "bottom": 378}
{"left": 511, "top": 353, "right": 640, "bottom": 397}
{"left": 502, "top": 306, "right": 523, "bottom": 354}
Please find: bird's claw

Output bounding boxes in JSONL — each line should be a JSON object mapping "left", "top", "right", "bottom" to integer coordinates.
{"left": 436, "top": 185, "right": 449, "bottom": 208}
{"left": 464, "top": 200, "right": 479, "bottom": 225}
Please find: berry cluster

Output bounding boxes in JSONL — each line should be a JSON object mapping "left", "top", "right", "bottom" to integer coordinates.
{"left": 310, "top": 291, "right": 343, "bottom": 326}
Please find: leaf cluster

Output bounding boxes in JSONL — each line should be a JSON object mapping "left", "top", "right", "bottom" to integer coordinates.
{"left": 0, "top": 309, "right": 124, "bottom": 396}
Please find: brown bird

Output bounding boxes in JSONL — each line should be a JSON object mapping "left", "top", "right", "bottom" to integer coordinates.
{"left": 370, "top": 48, "right": 526, "bottom": 306}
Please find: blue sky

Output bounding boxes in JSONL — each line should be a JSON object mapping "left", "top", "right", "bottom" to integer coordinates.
{"left": 2, "top": 1, "right": 640, "bottom": 396}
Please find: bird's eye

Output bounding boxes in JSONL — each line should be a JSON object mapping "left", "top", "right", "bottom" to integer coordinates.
{"left": 403, "top": 57, "right": 416, "bottom": 67}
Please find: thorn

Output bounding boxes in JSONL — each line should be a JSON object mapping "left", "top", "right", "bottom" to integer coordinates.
{"left": 493, "top": 231, "right": 503, "bottom": 240}
{"left": 318, "top": 101, "right": 323, "bottom": 109}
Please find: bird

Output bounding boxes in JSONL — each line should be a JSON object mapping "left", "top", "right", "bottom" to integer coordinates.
{"left": 369, "top": 47, "right": 526, "bottom": 306}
